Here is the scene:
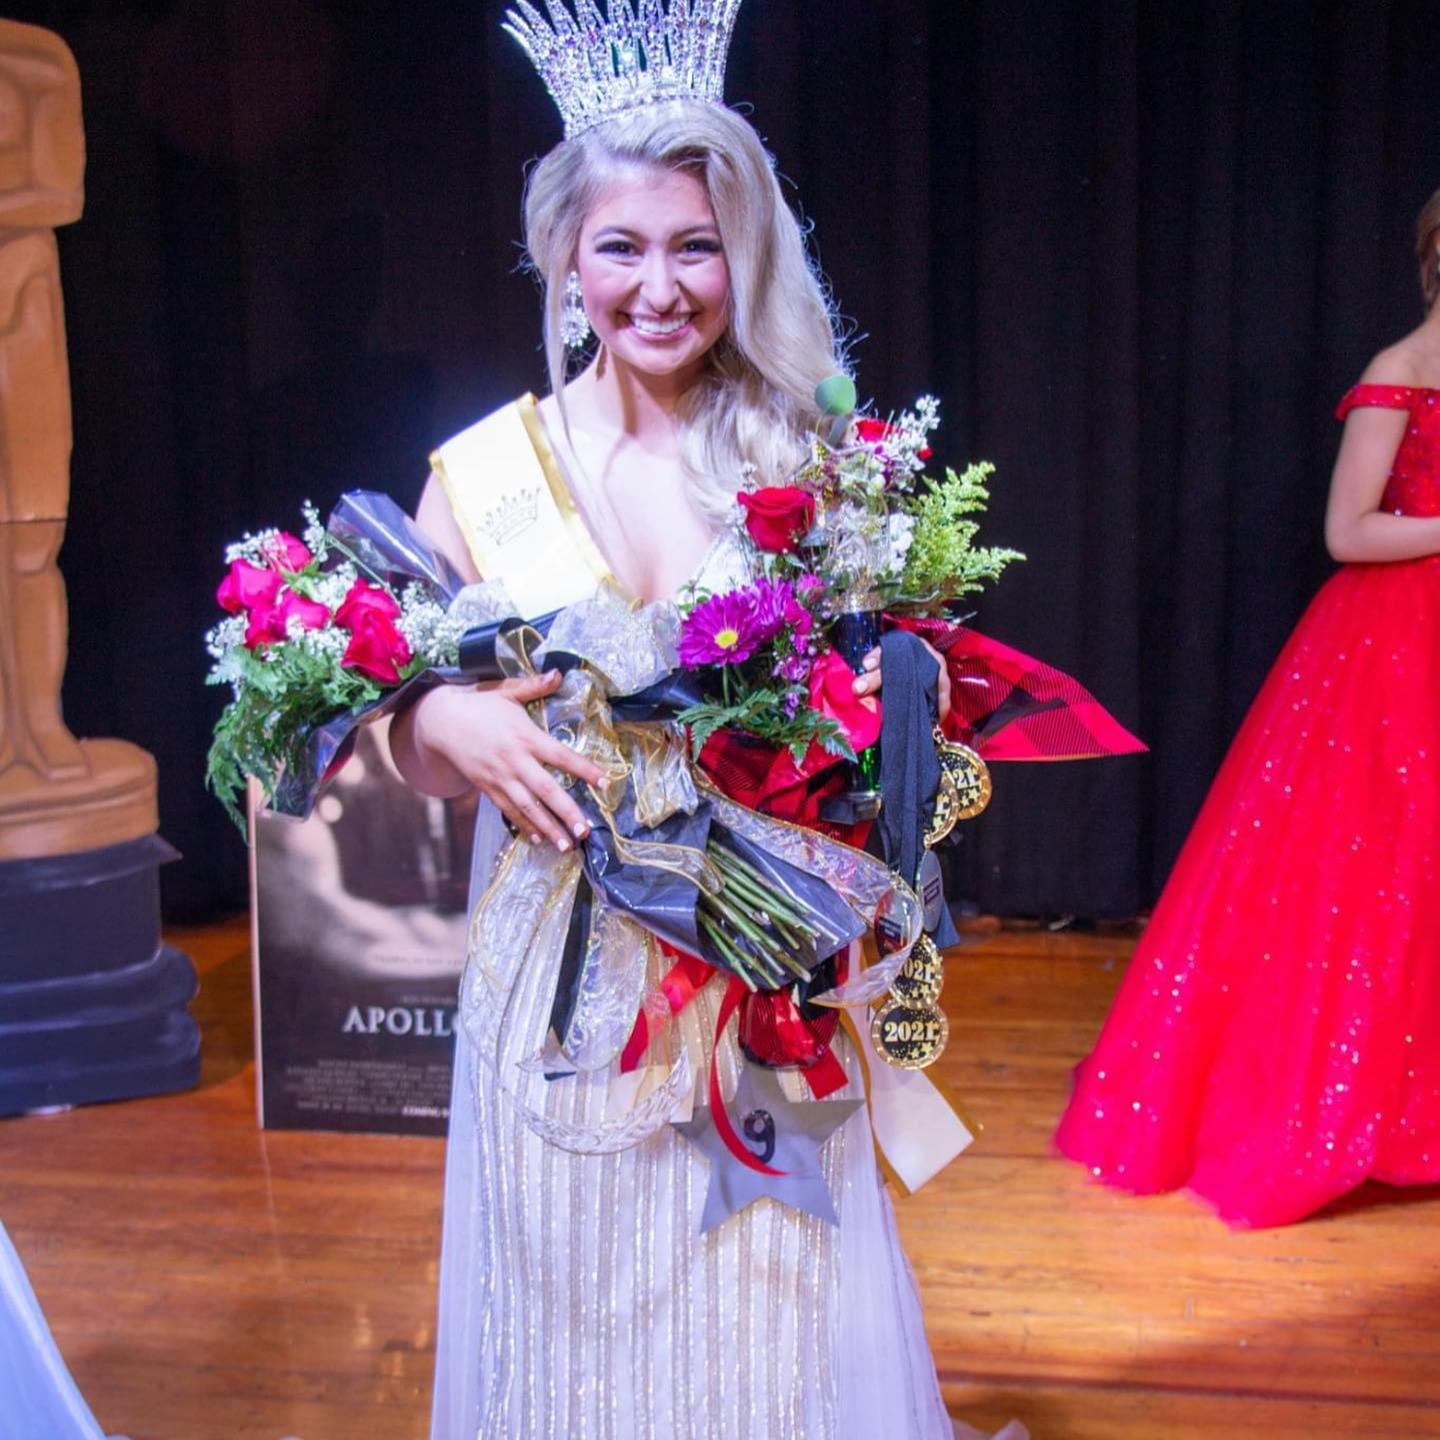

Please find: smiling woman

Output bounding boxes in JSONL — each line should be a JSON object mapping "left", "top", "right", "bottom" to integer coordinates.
{"left": 376, "top": 5, "right": 1030, "bottom": 1439}
{"left": 577, "top": 167, "right": 732, "bottom": 374}
{"left": 520, "top": 99, "right": 844, "bottom": 526}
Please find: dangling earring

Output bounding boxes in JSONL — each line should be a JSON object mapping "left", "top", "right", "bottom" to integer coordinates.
{"left": 561, "top": 270, "right": 592, "bottom": 351}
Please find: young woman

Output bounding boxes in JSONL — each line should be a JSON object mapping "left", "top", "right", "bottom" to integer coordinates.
{"left": 390, "top": 15, "right": 1028, "bottom": 1439}
{"left": 1056, "top": 189, "right": 1440, "bottom": 1229}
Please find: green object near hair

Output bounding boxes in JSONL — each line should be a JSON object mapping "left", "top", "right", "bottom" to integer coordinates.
{"left": 815, "top": 374, "right": 857, "bottom": 417}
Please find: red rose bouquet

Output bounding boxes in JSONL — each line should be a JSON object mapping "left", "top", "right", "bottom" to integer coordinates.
{"left": 204, "top": 499, "right": 468, "bottom": 827}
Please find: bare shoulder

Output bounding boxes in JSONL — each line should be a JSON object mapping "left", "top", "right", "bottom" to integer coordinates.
{"left": 1358, "top": 334, "right": 1428, "bottom": 387}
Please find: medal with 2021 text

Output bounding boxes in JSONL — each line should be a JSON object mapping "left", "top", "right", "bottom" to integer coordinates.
{"left": 872, "top": 730, "right": 992, "bottom": 1070}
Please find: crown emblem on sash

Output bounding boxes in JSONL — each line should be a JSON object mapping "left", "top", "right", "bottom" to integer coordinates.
{"left": 504, "top": 0, "right": 743, "bottom": 139}
{"left": 482, "top": 488, "right": 541, "bottom": 546}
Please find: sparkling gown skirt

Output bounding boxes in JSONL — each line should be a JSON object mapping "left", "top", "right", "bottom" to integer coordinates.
{"left": 430, "top": 805, "right": 1023, "bottom": 1439}
{"left": 1056, "top": 558, "right": 1440, "bottom": 1227}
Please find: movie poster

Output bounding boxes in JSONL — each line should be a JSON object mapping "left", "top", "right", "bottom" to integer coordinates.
{"left": 250, "top": 718, "right": 476, "bottom": 1136}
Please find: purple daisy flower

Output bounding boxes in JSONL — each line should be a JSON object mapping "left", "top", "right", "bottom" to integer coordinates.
{"left": 678, "top": 579, "right": 793, "bottom": 668}
{"left": 679, "top": 589, "right": 768, "bottom": 667}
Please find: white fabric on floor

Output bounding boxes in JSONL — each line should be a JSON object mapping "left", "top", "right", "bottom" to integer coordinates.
{"left": 0, "top": 1218, "right": 126, "bottom": 1440}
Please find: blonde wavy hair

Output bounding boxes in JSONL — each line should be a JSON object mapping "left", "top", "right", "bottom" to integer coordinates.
{"left": 1418, "top": 186, "right": 1440, "bottom": 311}
{"left": 523, "top": 101, "right": 847, "bottom": 522}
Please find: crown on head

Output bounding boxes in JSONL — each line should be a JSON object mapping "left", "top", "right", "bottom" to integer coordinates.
{"left": 504, "top": 0, "right": 744, "bottom": 140}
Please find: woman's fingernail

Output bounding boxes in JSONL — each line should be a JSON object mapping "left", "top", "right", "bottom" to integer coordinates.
{"left": 530, "top": 832, "right": 543, "bottom": 846}
{"left": 572, "top": 822, "right": 589, "bottom": 839}
{"left": 557, "top": 838, "right": 570, "bottom": 852}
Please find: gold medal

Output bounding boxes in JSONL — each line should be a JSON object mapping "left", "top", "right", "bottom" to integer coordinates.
{"left": 871, "top": 997, "right": 949, "bottom": 1069}
{"left": 924, "top": 730, "right": 992, "bottom": 845}
{"left": 937, "top": 728, "right": 992, "bottom": 819}
{"left": 890, "top": 931, "right": 945, "bottom": 1007}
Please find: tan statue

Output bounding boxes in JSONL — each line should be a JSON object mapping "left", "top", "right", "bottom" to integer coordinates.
{"left": 0, "top": 19, "right": 156, "bottom": 861}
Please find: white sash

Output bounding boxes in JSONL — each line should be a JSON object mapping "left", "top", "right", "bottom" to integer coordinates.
{"left": 431, "top": 394, "right": 612, "bottom": 617}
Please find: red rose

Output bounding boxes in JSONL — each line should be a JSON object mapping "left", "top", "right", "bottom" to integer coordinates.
{"left": 217, "top": 558, "right": 282, "bottom": 615}
{"left": 334, "top": 577, "right": 402, "bottom": 631}
{"left": 737, "top": 486, "right": 816, "bottom": 554}
{"left": 260, "top": 531, "right": 313, "bottom": 573}
{"left": 856, "top": 416, "right": 931, "bottom": 460}
{"left": 276, "top": 587, "right": 329, "bottom": 632}
{"left": 807, "top": 649, "right": 881, "bottom": 751}
{"left": 241, "top": 587, "right": 330, "bottom": 650}
{"left": 340, "top": 609, "right": 412, "bottom": 684}
{"left": 243, "top": 603, "right": 286, "bottom": 650}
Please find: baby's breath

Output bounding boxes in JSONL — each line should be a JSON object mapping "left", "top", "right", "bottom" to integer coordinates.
{"left": 313, "top": 565, "right": 359, "bottom": 609}
{"left": 397, "top": 582, "right": 466, "bottom": 664}
{"left": 204, "top": 614, "right": 247, "bottom": 661}
{"left": 224, "top": 526, "right": 288, "bottom": 566}
{"left": 300, "top": 500, "right": 328, "bottom": 559}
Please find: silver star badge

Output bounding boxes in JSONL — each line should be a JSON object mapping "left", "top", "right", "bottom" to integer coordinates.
{"left": 672, "top": 1062, "right": 862, "bottom": 1233}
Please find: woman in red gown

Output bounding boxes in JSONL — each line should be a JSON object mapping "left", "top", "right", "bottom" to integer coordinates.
{"left": 1056, "top": 189, "right": 1440, "bottom": 1227}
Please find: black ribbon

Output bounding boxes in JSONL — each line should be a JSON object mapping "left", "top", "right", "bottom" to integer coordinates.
{"left": 876, "top": 630, "right": 960, "bottom": 950}
{"left": 546, "top": 869, "right": 594, "bottom": 1075}
{"left": 456, "top": 612, "right": 561, "bottom": 678}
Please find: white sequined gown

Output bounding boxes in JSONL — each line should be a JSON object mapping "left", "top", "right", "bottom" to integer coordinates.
{"left": 427, "top": 401, "right": 1025, "bottom": 1440}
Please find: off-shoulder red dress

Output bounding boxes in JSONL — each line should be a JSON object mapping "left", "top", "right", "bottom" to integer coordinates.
{"left": 1056, "top": 384, "right": 1440, "bottom": 1227}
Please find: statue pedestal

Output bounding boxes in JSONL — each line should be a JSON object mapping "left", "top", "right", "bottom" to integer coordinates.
{"left": 0, "top": 835, "right": 200, "bottom": 1116}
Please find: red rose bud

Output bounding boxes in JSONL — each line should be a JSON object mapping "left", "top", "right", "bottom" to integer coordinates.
{"left": 275, "top": 587, "right": 329, "bottom": 633}
{"left": 261, "top": 531, "right": 313, "bottom": 573}
{"left": 807, "top": 649, "right": 881, "bottom": 751}
{"left": 854, "top": 418, "right": 895, "bottom": 444}
{"left": 340, "top": 609, "right": 412, "bottom": 684}
{"left": 242, "top": 602, "right": 287, "bottom": 650}
{"left": 335, "top": 577, "right": 402, "bottom": 631}
{"left": 240, "top": 587, "right": 330, "bottom": 649}
{"left": 857, "top": 417, "right": 930, "bottom": 460}
{"left": 217, "top": 558, "right": 282, "bottom": 615}
{"left": 737, "top": 486, "right": 816, "bottom": 554}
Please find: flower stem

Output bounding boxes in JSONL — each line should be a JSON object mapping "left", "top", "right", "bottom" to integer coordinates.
{"left": 717, "top": 903, "right": 792, "bottom": 970}
{"left": 698, "top": 912, "right": 760, "bottom": 992}
{"left": 323, "top": 531, "right": 390, "bottom": 589}
{"left": 710, "top": 847, "right": 816, "bottom": 933}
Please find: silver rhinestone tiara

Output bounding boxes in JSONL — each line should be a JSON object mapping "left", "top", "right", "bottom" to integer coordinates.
{"left": 504, "top": 0, "right": 744, "bottom": 140}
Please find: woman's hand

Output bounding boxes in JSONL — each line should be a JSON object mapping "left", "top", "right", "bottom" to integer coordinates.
{"left": 850, "top": 639, "right": 952, "bottom": 723}
{"left": 403, "top": 672, "right": 606, "bottom": 851}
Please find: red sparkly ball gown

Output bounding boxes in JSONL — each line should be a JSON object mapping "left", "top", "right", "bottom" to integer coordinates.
{"left": 1056, "top": 383, "right": 1440, "bottom": 1228}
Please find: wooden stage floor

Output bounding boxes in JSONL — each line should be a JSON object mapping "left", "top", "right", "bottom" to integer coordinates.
{"left": 5, "top": 917, "right": 1440, "bottom": 1439}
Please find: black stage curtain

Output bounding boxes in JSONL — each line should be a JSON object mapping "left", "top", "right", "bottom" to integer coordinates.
{"left": 10, "top": 0, "right": 1436, "bottom": 919}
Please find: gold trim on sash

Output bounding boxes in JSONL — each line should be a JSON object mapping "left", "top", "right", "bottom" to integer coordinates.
{"left": 427, "top": 450, "right": 489, "bottom": 580}
{"left": 515, "top": 393, "right": 620, "bottom": 593}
